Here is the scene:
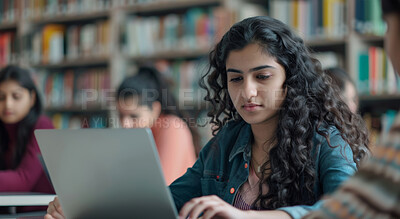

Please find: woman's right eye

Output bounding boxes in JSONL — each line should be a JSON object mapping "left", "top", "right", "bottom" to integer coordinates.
{"left": 229, "top": 77, "right": 242, "bottom": 82}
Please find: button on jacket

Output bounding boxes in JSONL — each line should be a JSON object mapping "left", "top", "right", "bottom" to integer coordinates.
{"left": 169, "top": 119, "right": 357, "bottom": 219}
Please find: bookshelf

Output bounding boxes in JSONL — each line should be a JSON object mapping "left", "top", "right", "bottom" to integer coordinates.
{"left": 0, "top": 0, "right": 19, "bottom": 69}
{"left": 264, "top": 0, "right": 399, "bottom": 145}
{"left": 0, "top": 0, "right": 236, "bottom": 131}
{"left": 0, "top": 0, "right": 396, "bottom": 144}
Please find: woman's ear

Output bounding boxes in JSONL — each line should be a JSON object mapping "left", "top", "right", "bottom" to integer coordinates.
{"left": 30, "top": 91, "right": 36, "bottom": 108}
{"left": 152, "top": 101, "right": 162, "bottom": 119}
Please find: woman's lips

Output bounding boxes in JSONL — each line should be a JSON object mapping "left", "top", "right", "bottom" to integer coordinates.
{"left": 3, "top": 111, "right": 14, "bottom": 116}
{"left": 243, "top": 103, "right": 262, "bottom": 112}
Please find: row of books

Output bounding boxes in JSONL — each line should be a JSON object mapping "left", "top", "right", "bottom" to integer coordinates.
{"left": 0, "top": 0, "right": 18, "bottom": 24}
{"left": 354, "top": 0, "right": 385, "bottom": 36}
{"left": 20, "top": 0, "right": 115, "bottom": 20}
{"left": 0, "top": 32, "right": 17, "bottom": 68}
{"left": 358, "top": 47, "right": 400, "bottom": 95}
{"left": 122, "top": 7, "right": 232, "bottom": 56}
{"left": 19, "top": 0, "right": 224, "bottom": 21}
{"left": 363, "top": 110, "right": 399, "bottom": 146}
{"left": 50, "top": 113, "right": 109, "bottom": 129}
{"left": 269, "top": 0, "right": 347, "bottom": 40}
{"left": 30, "top": 21, "right": 110, "bottom": 64}
{"left": 35, "top": 68, "right": 111, "bottom": 109}
{"left": 154, "top": 58, "right": 208, "bottom": 110}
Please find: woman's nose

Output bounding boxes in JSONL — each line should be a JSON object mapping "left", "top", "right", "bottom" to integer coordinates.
{"left": 241, "top": 80, "right": 257, "bottom": 101}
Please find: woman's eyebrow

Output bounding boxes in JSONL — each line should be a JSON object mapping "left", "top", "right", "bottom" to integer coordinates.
{"left": 249, "top": 65, "right": 275, "bottom": 72}
{"left": 227, "top": 65, "right": 275, "bottom": 74}
{"left": 226, "top": 68, "right": 243, "bottom": 74}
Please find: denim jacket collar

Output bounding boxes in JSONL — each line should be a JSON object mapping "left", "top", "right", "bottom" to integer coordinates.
{"left": 227, "top": 121, "right": 252, "bottom": 162}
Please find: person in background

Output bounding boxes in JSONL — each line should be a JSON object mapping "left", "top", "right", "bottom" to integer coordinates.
{"left": 0, "top": 65, "right": 55, "bottom": 213}
{"left": 45, "top": 16, "right": 370, "bottom": 219}
{"left": 325, "top": 67, "right": 359, "bottom": 114}
{"left": 303, "top": 0, "right": 400, "bottom": 218}
{"left": 116, "top": 66, "right": 197, "bottom": 185}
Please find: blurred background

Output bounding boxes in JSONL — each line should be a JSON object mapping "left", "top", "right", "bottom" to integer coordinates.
{"left": 0, "top": 0, "right": 398, "bottom": 147}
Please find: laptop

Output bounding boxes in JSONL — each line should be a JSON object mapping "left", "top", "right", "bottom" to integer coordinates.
{"left": 35, "top": 128, "right": 179, "bottom": 219}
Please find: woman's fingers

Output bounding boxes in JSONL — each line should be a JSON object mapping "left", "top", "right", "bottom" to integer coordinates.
{"left": 179, "top": 195, "right": 223, "bottom": 219}
{"left": 46, "top": 197, "right": 65, "bottom": 219}
{"left": 200, "top": 204, "right": 224, "bottom": 219}
{"left": 53, "top": 197, "right": 64, "bottom": 216}
{"left": 44, "top": 213, "right": 55, "bottom": 219}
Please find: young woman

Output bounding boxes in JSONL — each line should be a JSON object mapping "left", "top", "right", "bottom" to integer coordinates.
{"left": 45, "top": 16, "right": 369, "bottom": 219}
{"left": 325, "top": 67, "right": 358, "bottom": 114}
{"left": 116, "top": 66, "right": 197, "bottom": 185}
{"left": 0, "top": 65, "right": 55, "bottom": 212}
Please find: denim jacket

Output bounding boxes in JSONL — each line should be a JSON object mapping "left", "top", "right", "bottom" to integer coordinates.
{"left": 169, "top": 120, "right": 357, "bottom": 219}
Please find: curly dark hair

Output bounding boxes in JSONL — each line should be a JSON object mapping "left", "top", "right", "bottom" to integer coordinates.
{"left": 200, "top": 16, "right": 370, "bottom": 209}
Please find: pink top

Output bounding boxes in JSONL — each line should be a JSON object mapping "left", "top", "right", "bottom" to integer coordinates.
{"left": 1, "top": 115, "right": 55, "bottom": 212}
{"left": 233, "top": 164, "right": 268, "bottom": 210}
{"left": 151, "top": 114, "right": 196, "bottom": 185}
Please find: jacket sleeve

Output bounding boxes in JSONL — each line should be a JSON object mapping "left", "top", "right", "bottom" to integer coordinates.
{"left": 169, "top": 136, "right": 217, "bottom": 212}
{"left": 277, "top": 128, "right": 357, "bottom": 219}
{"left": 0, "top": 116, "right": 54, "bottom": 192}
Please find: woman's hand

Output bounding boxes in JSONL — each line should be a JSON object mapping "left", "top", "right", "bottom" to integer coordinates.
{"left": 44, "top": 197, "right": 65, "bottom": 219}
{"left": 179, "top": 195, "right": 249, "bottom": 219}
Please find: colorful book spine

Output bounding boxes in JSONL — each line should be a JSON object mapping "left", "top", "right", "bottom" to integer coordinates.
{"left": 36, "top": 68, "right": 110, "bottom": 108}
{"left": 354, "top": 0, "right": 385, "bottom": 35}
{"left": 124, "top": 7, "right": 232, "bottom": 56}
{"left": 358, "top": 47, "right": 400, "bottom": 95}
{"left": 269, "top": 0, "right": 346, "bottom": 40}
{"left": 0, "top": 32, "right": 17, "bottom": 68}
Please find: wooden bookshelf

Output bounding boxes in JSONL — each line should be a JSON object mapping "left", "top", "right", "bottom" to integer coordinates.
{"left": 357, "top": 34, "right": 384, "bottom": 42}
{"left": 18, "top": 0, "right": 227, "bottom": 129}
{"left": 32, "top": 57, "right": 109, "bottom": 69}
{"left": 359, "top": 94, "right": 400, "bottom": 115}
{"left": 5, "top": 0, "right": 395, "bottom": 134}
{"left": 30, "top": 11, "right": 110, "bottom": 24}
{"left": 359, "top": 94, "right": 400, "bottom": 102}
{"left": 129, "top": 48, "right": 211, "bottom": 61}
{"left": 0, "top": 22, "right": 18, "bottom": 31}
{"left": 306, "top": 37, "right": 347, "bottom": 47}
{"left": 125, "top": 0, "right": 223, "bottom": 14}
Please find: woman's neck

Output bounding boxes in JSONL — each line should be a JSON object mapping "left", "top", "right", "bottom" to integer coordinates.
{"left": 250, "top": 116, "right": 279, "bottom": 152}
{"left": 249, "top": 116, "right": 278, "bottom": 178}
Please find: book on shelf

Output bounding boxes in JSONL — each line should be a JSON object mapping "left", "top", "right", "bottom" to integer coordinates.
{"left": 21, "top": 0, "right": 115, "bottom": 20}
{"left": 154, "top": 58, "right": 208, "bottom": 110}
{"left": 363, "top": 110, "right": 400, "bottom": 146}
{"left": 269, "top": 0, "right": 346, "bottom": 40}
{"left": 354, "top": 0, "right": 385, "bottom": 36}
{"left": 0, "top": 192, "right": 56, "bottom": 206}
{"left": 30, "top": 21, "right": 110, "bottom": 65}
{"left": 0, "top": 0, "right": 18, "bottom": 24}
{"left": 358, "top": 47, "right": 400, "bottom": 95}
{"left": 35, "top": 68, "right": 111, "bottom": 109}
{"left": 123, "top": 6, "right": 232, "bottom": 57}
{"left": 41, "top": 24, "right": 66, "bottom": 64}
{"left": 51, "top": 113, "right": 108, "bottom": 129}
{"left": 0, "top": 31, "right": 17, "bottom": 68}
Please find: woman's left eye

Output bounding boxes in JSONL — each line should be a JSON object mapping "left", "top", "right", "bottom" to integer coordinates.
{"left": 257, "top": 74, "right": 270, "bottom": 79}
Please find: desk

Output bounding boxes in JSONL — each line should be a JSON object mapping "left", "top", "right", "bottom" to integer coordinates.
{"left": 0, "top": 193, "right": 55, "bottom": 206}
{"left": 0, "top": 193, "right": 54, "bottom": 217}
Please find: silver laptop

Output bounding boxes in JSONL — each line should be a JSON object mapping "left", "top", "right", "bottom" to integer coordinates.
{"left": 35, "top": 128, "right": 178, "bottom": 219}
